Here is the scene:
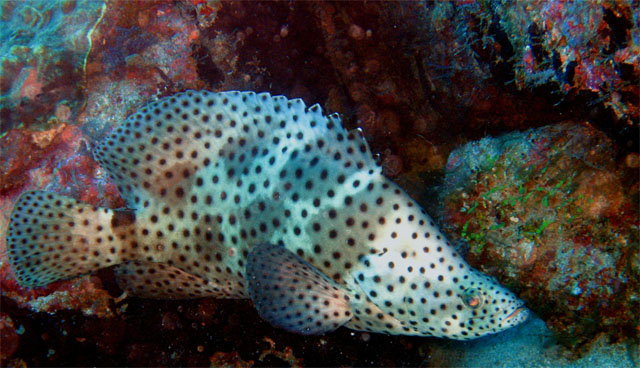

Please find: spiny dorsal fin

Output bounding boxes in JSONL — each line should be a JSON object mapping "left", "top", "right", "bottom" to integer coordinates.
{"left": 92, "top": 90, "right": 377, "bottom": 208}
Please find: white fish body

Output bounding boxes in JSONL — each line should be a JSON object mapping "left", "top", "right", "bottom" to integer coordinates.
{"left": 7, "top": 90, "right": 528, "bottom": 339}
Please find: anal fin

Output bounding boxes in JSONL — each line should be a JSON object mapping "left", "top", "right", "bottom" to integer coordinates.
{"left": 246, "top": 243, "right": 353, "bottom": 335}
{"left": 114, "top": 261, "right": 234, "bottom": 299}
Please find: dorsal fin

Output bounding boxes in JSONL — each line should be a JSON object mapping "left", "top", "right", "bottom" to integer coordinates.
{"left": 92, "top": 90, "right": 377, "bottom": 208}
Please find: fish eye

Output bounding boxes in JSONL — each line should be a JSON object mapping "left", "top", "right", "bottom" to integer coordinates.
{"left": 462, "top": 288, "right": 484, "bottom": 309}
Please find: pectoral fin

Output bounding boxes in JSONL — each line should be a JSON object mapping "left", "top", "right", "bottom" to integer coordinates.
{"left": 246, "top": 243, "right": 353, "bottom": 335}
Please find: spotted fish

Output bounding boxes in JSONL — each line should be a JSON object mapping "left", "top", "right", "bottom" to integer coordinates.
{"left": 6, "top": 90, "right": 528, "bottom": 339}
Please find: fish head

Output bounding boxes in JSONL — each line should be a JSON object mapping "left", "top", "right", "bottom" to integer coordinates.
{"left": 354, "top": 242, "right": 529, "bottom": 340}
{"left": 445, "top": 268, "right": 530, "bottom": 339}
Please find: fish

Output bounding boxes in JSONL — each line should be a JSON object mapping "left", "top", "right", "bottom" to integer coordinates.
{"left": 6, "top": 90, "right": 529, "bottom": 339}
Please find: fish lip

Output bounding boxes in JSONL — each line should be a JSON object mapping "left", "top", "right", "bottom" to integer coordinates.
{"left": 504, "top": 306, "right": 528, "bottom": 322}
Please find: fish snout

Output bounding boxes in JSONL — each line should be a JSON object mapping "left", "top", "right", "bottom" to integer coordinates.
{"left": 502, "top": 305, "right": 529, "bottom": 326}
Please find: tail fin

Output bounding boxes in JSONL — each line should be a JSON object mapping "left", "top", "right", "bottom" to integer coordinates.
{"left": 6, "top": 191, "right": 130, "bottom": 287}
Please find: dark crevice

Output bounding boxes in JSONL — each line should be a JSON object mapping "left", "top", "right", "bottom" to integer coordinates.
{"left": 191, "top": 44, "right": 225, "bottom": 88}
{"left": 602, "top": 7, "right": 632, "bottom": 54}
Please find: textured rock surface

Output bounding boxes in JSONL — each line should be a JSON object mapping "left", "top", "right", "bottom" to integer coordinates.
{"left": 0, "top": 0, "right": 105, "bottom": 133}
{"left": 437, "top": 122, "right": 639, "bottom": 351}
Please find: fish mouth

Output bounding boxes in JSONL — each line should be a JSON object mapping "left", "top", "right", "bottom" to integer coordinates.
{"left": 503, "top": 306, "right": 528, "bottom": 323}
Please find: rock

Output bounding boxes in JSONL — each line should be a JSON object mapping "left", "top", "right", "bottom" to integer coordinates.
{"left": 0, "top": 313, "right": 19, "bottom": 361}
{"left": 0, "top": 0, "right": 105, "bottom": 131}
{"left": 437, "top": 122, "right": 639, "bottom": 351}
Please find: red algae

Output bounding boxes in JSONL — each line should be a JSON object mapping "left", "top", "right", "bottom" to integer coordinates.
{"left": 209, "top": 351, "right": 255, "bottom": 368}
{"left": 2, "top": 276, "right": 115, "bottom": 318}
{"left": 258, "top": 337, "right": 303, "bottom": 368}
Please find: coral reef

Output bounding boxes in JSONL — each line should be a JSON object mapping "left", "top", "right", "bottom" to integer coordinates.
{"left": 423, "top": 1, "right": 638, "bottom": 146}
{"left": 0, "top": 0, "right": 638, "bottom": 366}
{"left": 0, "top": 0, "right": 105, "bottom": 133}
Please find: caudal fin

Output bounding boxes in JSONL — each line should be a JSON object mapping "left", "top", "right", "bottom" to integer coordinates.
{"left": 6, "top": 190, "right": 129, "bottom": 287}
